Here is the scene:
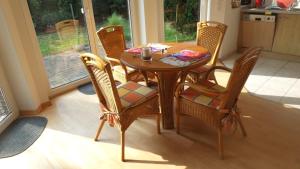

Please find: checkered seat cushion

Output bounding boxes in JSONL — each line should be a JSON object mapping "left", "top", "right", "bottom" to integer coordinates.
{"left": 181, "top": 80, "right": 226, "bottom": 109}
{"left": 117, "top": 81, "right": 157, "bottom": 108}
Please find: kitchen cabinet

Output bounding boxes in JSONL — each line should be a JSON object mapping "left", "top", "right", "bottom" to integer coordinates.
{"left": 272, "top": 14, "right": 300, "bottom": 56}
{"left": 241, "top": 19, "right": 275, "bottom": 50}
{"left": 240, "top": 8, "right": 300, "bottom": 56}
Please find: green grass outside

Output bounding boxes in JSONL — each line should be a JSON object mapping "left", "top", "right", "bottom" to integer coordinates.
{"left": 38, "top": 27, "right": 89, "bottom": 56}
{"left": 37, "top": 22, "right": 196, "bottom": 56}
{"left": 164, "top": 22, "right": 196, "bottom": 42}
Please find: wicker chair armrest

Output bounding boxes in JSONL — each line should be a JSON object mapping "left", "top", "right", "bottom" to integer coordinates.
{"left": 107, "top": 57, "right": 121, "bottom": 65}
{"left": 175, "top": 82, "right": 226, "bottom": 98}
{"left": 120, "top": 63, "right": 129, "bottom": 75}
{"left": 205, "top": 66, "right": 232, "bottom": 80}
{"left": 107, "top": 57, "right": 129, "bottom": 75}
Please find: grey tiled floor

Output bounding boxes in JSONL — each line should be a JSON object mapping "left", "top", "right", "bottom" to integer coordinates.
{"left": 223, "top": 52, "right": 300, "bottom": 109}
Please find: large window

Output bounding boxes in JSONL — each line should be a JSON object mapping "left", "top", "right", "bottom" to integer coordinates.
{"left": 92, "top": 0, "right": 133, "bottom": 49}
{"left": 164, "top": 0, "right": 200, "bottom": 42}
{"left": 27, "top": 0, "right": 133, "bottom": 89}
{"left": 27, "top": 0, "right": 91, "bottom": 88}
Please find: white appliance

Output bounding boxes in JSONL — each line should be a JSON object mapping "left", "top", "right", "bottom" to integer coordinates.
{"left": 243, "top": 14, "right": 276, "bottom": 22}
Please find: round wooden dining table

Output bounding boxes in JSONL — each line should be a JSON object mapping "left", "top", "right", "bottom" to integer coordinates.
{"left": 120, "top": 43, "right": 211, "bottom": 129}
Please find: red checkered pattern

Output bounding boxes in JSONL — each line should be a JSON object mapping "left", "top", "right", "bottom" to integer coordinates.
{"left": 181, "top": 80, "right": 226, "bottom": 109}
{"left": 117, "top": 81, "right": 157, "bottom": 108}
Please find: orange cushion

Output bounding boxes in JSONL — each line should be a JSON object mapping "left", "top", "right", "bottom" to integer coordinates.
{"left": 181, "top": 80, "right": 225, "bottom": 109}
{"left": 117, "top": 81, "right": 157, "bottom": 108}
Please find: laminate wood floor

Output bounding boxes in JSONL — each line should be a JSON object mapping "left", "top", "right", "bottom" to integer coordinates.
{"left": 1, "top": 71, "right": 299, "bottom": 169}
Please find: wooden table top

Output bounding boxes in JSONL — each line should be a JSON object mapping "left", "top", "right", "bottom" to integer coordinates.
{"left": 120, "top": 43, "right": 211, "bottom": 72}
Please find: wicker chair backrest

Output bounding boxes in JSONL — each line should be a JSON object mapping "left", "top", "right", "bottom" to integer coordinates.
{"left": 196, "top": 21, "right": 227, "bottom": 66}
{"left": 97, "top": 25, "right": 126, "bottom": 60}
{"left": 221, "top": 47, "right": 262, "bottom": 110}
{"left": 81, "top": 53, "right": 122, "bottom": 114}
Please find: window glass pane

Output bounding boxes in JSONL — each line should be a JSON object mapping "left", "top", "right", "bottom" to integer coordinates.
{"left": 164, "top": 0, "right": 200, "bottom": 42}
{"left": 27, "top": 0, "right": 90, "bottom": 88}
{"left": 92, "top": 0, "right": 133, "bottom": 54}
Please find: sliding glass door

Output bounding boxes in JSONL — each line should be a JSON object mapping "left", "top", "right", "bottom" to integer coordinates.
{"left": 27, "top": 0, "right": 91, "bottom": 88}
{"left": 164, "top": 0, "right": 200, "bottom": 42}
{"left": 27, "top": 0, "right": 132, "bottom": 89}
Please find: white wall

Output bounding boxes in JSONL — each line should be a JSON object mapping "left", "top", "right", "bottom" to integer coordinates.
{"left": 210, "top": 0, "right": 240, "bottom": 58}
{"left": 14, "top": 1, "right": 50, "bottom": 103}
{"left": 223, "top": 1, "right": 241, "bottom": 58}
{"left": 130, "top": 0, "right": 164, "bottom": 46}
{"left": 130, "top": 0, "right": 146, "bottom": 45}
{"left": 0, "top": 0, "right": 50, "bottom": 111}
{"left": 210, "top": 0, "right": 227, "bottom": 22}
{"left": 143, "top": 0, "right": 164, "bottom": 43}
{"left": 0, "top": 0, "right": 20, "bottom": 133}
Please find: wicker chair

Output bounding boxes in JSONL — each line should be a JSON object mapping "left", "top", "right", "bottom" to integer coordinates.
{"left": 175, "top": 47, "right": 262, "bottom": 159}
{"left": 187, "top": 21, "right": 227, "bottom": 84}
{"left": 80, "top": 53, "right": 161, "bottom": 162}
{"left": 97, "top": 25, "right": 147, "bottom": 84}
{"left": 55, "top": 19, "right": 79, "bottom": 40}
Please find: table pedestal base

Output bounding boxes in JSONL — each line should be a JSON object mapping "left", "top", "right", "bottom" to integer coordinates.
{"left": 157, "top": 71, "right": 179, "bottom": 129}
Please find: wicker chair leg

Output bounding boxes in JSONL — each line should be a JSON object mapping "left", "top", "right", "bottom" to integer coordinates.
{"left": 157, "top": 114, "right": 161, "bottom": 134}
{"left": 237, "top": 115, "right": 247, "bottom": 137}
{"left": 195, "top": 74, "right": 200, "bottom": 84}
{"left": 123, "top": 76, "right": 129, "bottom": 84}
{"left": 176, "top": 114, "right": 180, "bottom": 134}
{"left": 186, "top": 73, "right": 196, "bottom": 84}
{"left": 211, "top": 74, "right": 218, "bottom": 85}
{"left": 218, "top": 127, "right": 224, "bottom": 159}
{"left": 141, "top": 71, "right": 149, "bottom": 86}
{"left": 94, "top": 119, "right": 106, "bottom": 141}
{"left": 121, "top": 131, "right": 126, "bottom": 162}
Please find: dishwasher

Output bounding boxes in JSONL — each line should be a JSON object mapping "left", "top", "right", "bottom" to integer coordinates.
{"left": 241, "top": 14, "right": 276, "bottom": 51}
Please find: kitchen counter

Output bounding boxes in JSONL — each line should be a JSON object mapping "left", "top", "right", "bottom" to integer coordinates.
{"left": 242, "top": 7, "right": 300, "bottom": 15}
{"left": 240, "top": 7, "right": 300, "bottom": 56}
